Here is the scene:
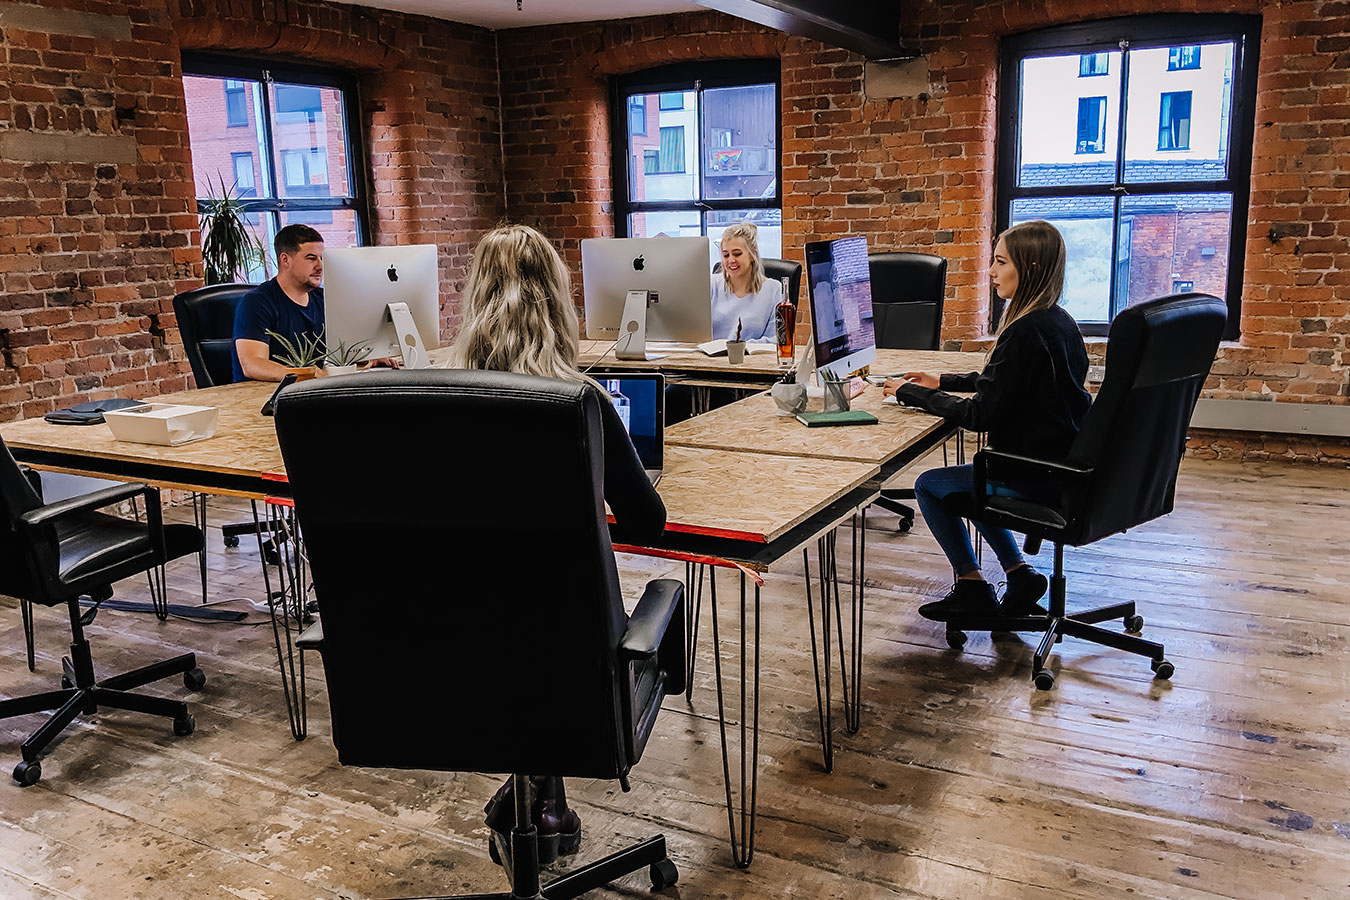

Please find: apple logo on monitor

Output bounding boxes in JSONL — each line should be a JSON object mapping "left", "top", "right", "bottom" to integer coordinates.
{"left": 632, "top": 255, "right": 645, "bottom": 272}
{"left": 386, "top": 265, "right": 399, "bottom": 283}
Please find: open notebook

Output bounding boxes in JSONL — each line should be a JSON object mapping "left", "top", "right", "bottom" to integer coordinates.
{"left": 697, "top": 339, "right": 778, "bottom": 357}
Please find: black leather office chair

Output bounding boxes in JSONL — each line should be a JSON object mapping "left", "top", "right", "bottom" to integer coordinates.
{"left": 0, "top": 437, "right": 206, "bottom": 786}
{"left": 276, "top": 370, "right": 685, "bottom": 899}
{"left": 711, "top": 257, "right": 803, "bottom": 310}
{"left": 944, "top": 294, "right": 1227, "bottom": 690}
{"left": 869, "top": 251, "right": 949, "bottom": 531}
{"left": 173, "top": 283, "right": 282, "bottom": 559}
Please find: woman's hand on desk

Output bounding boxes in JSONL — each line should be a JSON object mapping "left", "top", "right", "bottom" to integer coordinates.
{"left": 902, "top": 372, "right": 939, "bottom": 389}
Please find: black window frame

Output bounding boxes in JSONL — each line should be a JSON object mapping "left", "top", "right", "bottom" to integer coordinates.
{"left": 997, "top": 14, "right": 1259, "bottom": 339}
{"left": 183, "top": 52, "right": 370, "bottom": 252}
{"left": 612, "top": 60, "right": 782, "bottom": 241}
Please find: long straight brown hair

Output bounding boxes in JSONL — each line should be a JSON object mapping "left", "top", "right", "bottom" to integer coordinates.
{"left": 995, "top": 220, "right": 1067, "bottom": 337}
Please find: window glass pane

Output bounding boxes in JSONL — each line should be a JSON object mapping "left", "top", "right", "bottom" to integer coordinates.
{"left": 626, "top": 92, "right": 696, "bottom": 202}
{"left": 1018, "top": 51, "right": 1121, "bottom": 186}
{"left": 269, "top": 80, "right": 351, "bottom": 199}
{"left": 629, "top": 96, "right": 646, "bottom": 135}
{"left": 184, "top": 74, "right": 272, "bottom": 200}
{"left": 658, "top": 92, "right": 684, "bottom": 110}
{"left": 1079, "top": 53, "right": 1109, "bottom": 77}
{"left": 1011, "top": 196, "right": 1115, "bottom": 322}
{"left": 627, "top": 210, "right": 700, "bottom": 241}
{"left": 234, "top": 211, "right": 275, "bottom": 283}
{"left": 1117, "top": 193, "right": 1231, "bottom": 310}
{"left": 281, "top": 208, "right": 360, "bottom": 249}
{"left": 707, "top": 209, "right": 782, "bottom": 268}
{"left": 702, "top": 83, "right": 777, "bottom": 202}
{"left": 1124, "top": 42, "right": 1232, "bottom": 182}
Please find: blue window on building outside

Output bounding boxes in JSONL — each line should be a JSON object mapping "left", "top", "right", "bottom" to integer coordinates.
{"left": 1077, "top": 96, "right": 1107, "bottom": 153}
{"left": 1168, "top": 45, "right": 1201, "bottom": 70}
{"left": 224, "top": 79, "right": 247, "bottom": 127}
{"left": 1158, "top": 91, "right": 1192, "bottom": 150}
{"left": 629, "top": 96, "right": 646, "bottom": 135}
{"left": 1079, "top": 53, "right": 1109, "bottom": 76}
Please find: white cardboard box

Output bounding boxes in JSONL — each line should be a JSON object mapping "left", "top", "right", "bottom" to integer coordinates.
{"left": 103, "top": 403, "right": 219, "bottom": 446}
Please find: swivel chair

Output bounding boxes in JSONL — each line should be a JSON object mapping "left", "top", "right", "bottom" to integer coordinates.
{"left": 277, "top": 370, "right": 685, "bottom": 898}
{"left": 869, "top": 251, "right": 949, "bottom": 531}
{"left": 943, "top": 294, "right": 1227, "bottom": 690}
{"left": 173, "top": 284, "right": 283, "bottom": 560}
{"left": 0, "top": 437, "right": 206, "bottom": 786}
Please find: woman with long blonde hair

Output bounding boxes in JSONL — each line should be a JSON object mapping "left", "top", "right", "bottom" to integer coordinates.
{"left": 710, "top": 221, "right": 783, "bottom": 341}
{"left": 883, "top": 220, "right": 1090, "bottom": 622}
{"left": 450, "top": 224, "right": 665, "bottom": 864}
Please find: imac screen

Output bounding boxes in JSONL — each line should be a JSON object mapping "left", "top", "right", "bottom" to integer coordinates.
{"left": 807, "top": 236, "right": 876, "bottom": 373}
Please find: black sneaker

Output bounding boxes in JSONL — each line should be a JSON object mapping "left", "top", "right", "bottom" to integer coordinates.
{"left": 1000, "top": 565, "right": 1048, "bottom": 616}
{"left": 919, "top": 580, "right": 1000, "bottom": 622}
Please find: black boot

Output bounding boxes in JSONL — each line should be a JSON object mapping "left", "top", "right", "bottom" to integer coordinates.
{"left": 1000, "top": 565, "right": 1048, "bottom": 616}
{"left": 483, "top": 776, "right": 582, "bottom": 866}
{"left": 919, "top": 580, "right": 999, "bottom": 621}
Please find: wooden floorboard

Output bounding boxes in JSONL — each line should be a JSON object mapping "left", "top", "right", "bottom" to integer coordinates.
{"left": 1, "top": 456, "right": 1347, "bottom": 899}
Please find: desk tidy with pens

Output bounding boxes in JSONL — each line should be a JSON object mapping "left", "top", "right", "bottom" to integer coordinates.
{"left": 794, "top": 370, "right": 877, "bottom": 427}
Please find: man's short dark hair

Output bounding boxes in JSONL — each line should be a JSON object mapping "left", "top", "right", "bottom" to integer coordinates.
{"left": 275, "top": 224, "right": 324, "bottom": 259}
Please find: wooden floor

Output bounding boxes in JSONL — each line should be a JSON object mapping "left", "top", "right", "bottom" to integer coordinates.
{"left": 1, "top": 457, "right": 1347, "bottom": 900}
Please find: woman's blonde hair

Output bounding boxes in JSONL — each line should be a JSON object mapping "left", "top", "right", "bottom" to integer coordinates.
{"left": 718, "top": 221, "right": 765, "bottom": 295}
{"left": 447, "top": 223, "right": 590, "bottom": 384}
{"left": 995, "top": 220, "right": 1067, "bottom": 335}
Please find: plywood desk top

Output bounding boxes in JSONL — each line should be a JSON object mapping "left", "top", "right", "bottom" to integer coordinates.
{"left": 653, "top": 445, "right": 878, "bottom": 544}
{"left": 664, "top": 349, "right": 986, "bottom": 465}
{"left": 577, "top": 339, "right": 789, "bottom": 377}
{"left": 1, "top": 381, "right": 285, "bottom": 496}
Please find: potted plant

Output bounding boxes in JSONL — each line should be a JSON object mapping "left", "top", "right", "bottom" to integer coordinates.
{"left": 323, "top": 337, "right": 374, "bottom": 376}
{"left": 726, "top": 318, "right": 746, "bottom": 365}
{"left": 198, "top": 175, "right": 267, "bottom": 285}
{"left": 265, "top": 330, "right": 326, "bottom": 380}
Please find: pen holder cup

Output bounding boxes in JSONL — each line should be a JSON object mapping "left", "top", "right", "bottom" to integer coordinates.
{"left": 822, "top": 375, "right": 850, "bottom": 413}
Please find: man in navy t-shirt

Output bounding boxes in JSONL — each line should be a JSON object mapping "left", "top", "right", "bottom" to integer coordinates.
{"left": 231, "top": 224, "right": 327, "bottom": 383}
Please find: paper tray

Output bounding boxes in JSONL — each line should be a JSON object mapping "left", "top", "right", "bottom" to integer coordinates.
{"left": 103, "top": 403, "right": 219, "bottom": 446}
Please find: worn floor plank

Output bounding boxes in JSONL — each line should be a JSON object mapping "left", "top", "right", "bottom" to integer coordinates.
{"left": 1, "top": 457, "right": 1347, "bottom": 899}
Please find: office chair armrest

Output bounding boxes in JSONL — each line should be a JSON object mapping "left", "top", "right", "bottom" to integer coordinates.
{"left": 974, "top": 449, "right": 1093, "bottom": 483}
{"left": 18, "top": 482, "right": 157, "bottom": 530}
{"left": 296, "top": 621, "right": 325, "bottom": 653}
{"left": 19, "top": 465, "right": 43, "bottom": 498}
{"left": 620, "top": 578, "right": 684, "bottom": 659}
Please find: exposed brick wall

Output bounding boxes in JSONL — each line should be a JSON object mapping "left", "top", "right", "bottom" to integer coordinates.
{"left": 0, "top": 0, "right": 503, "bottom": 421}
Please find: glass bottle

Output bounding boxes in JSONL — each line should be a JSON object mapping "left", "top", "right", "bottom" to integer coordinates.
{"left": 775, "top": 276, "right": 796, "bottom": 367}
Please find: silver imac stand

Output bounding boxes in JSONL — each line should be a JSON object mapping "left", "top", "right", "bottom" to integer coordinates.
{"left": 386, "top": 301, "right": 429, "bottom": 369}
{"left": 616, "top": 290, "right": 666, "bottom": 361}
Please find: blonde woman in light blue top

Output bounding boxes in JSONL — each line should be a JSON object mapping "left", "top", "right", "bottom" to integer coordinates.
{"left": 710, "top": 222, "right": 783, "bottom": 341}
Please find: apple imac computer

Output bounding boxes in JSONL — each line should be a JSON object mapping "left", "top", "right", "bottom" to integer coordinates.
{"left": 324, "top": 245, "right": 440, "bottom": 368}
{"left": 581, "top": 237, "right": 712, "bottom": 360}
{"left": 804, "top": 235, "right": 876, "bottom": 381}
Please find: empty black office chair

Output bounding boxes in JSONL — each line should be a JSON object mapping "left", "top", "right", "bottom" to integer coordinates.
{"left": 0, "top": 437, "right": 205, "bottom": 786}
{"left": 173, "top": 283, "right": 282, "bottom": 559}
{"left": 944, "top": 294, "right": 1228, "bottom": 690}
{"left": 711, "top": 257, "right": 803, "bottom": 311}
{"left": 869, "top": 251, "right": 949, "bottom": 531}
{"left": 276, "top": 370, "right": 685, "bottom": 899}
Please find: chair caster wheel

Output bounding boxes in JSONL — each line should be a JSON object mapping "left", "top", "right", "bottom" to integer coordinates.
{"left": 1125, "top": 614, "right": 1144, "bottom": 633}
{"left": 1151, "top": 658, "right": 1174, "bottom": 680}
{"left": 896, "top": 514, "right": 914, "bottom": 534}
{"left": 945, "top": 629, "right": 967, "bottom": 650}
{"left": 184, "top": 668, "right": 206, "bottom": 692}
{"left": 650, "top": 857, "right": 679, "bottom": 890}
{"left": 224, "top": 534, "right": 240, "bottom": 548}
{"left": 13, "top": 759, "right": 40, "bottom": 787}
{"left": 1033, "top": 669, "right": 1055, "bottom": 691}
{"left": 173, "top": 714, "right": 195, "bottom": 736}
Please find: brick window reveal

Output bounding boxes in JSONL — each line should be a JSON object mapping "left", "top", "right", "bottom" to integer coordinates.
{"left": 997, "top": 15, "right": 1260, "bottom": 338}
{"left": 183, "top": 53, "right": 368, "bottom": 278}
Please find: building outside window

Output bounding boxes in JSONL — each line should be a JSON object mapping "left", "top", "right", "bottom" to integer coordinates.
{"left": 997, "top": 15, "right": 1258, "bottom": 337}
{"left": 1079, "top": 53, "right": 1110, "bottom": 76}
{"left": 1158, "top": 91, "right": 1193, "bottom": 150}
{"left": 1168, "top": 45, "right": 1201, "bottom": 69}
{"left": 629, "top": 96, "right": 646, "bottom": 136}
{"left": 614, "top": 60, "right": 781, "bottom": 265}
{"left": 1076, "top": 97, "right": 1107, "bottom": 153}
{"left": 182, "top": 53, "right": 367, "bottom": 279}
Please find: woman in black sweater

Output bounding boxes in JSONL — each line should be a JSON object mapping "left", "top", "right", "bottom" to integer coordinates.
{"left": 883, "top": 221, "right": 1090, "bottom": 621}
{"left": 444, "top": 223, "right": 666, "bottom": 863}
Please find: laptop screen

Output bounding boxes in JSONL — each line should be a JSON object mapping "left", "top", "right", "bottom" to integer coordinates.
{"left": 598, "top": 374, "right": 664, "bottom": 471}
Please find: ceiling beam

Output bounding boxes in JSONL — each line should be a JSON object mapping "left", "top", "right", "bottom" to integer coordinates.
{"left": 693, "top": 0, "right": 913, "bottom": 60}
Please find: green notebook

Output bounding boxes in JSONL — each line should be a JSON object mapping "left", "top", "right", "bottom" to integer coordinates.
{"left": 796, "top": 410, "right": 879, "bottom": 427}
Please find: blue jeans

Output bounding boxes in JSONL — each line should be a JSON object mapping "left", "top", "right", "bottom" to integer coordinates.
{"left": 913, "top": 464, "right": 1024, "bottom": 578}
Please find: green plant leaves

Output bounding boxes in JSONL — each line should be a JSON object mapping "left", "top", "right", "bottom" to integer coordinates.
{"left": 200, "top": 174, "right": 266, "bottom": 285}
